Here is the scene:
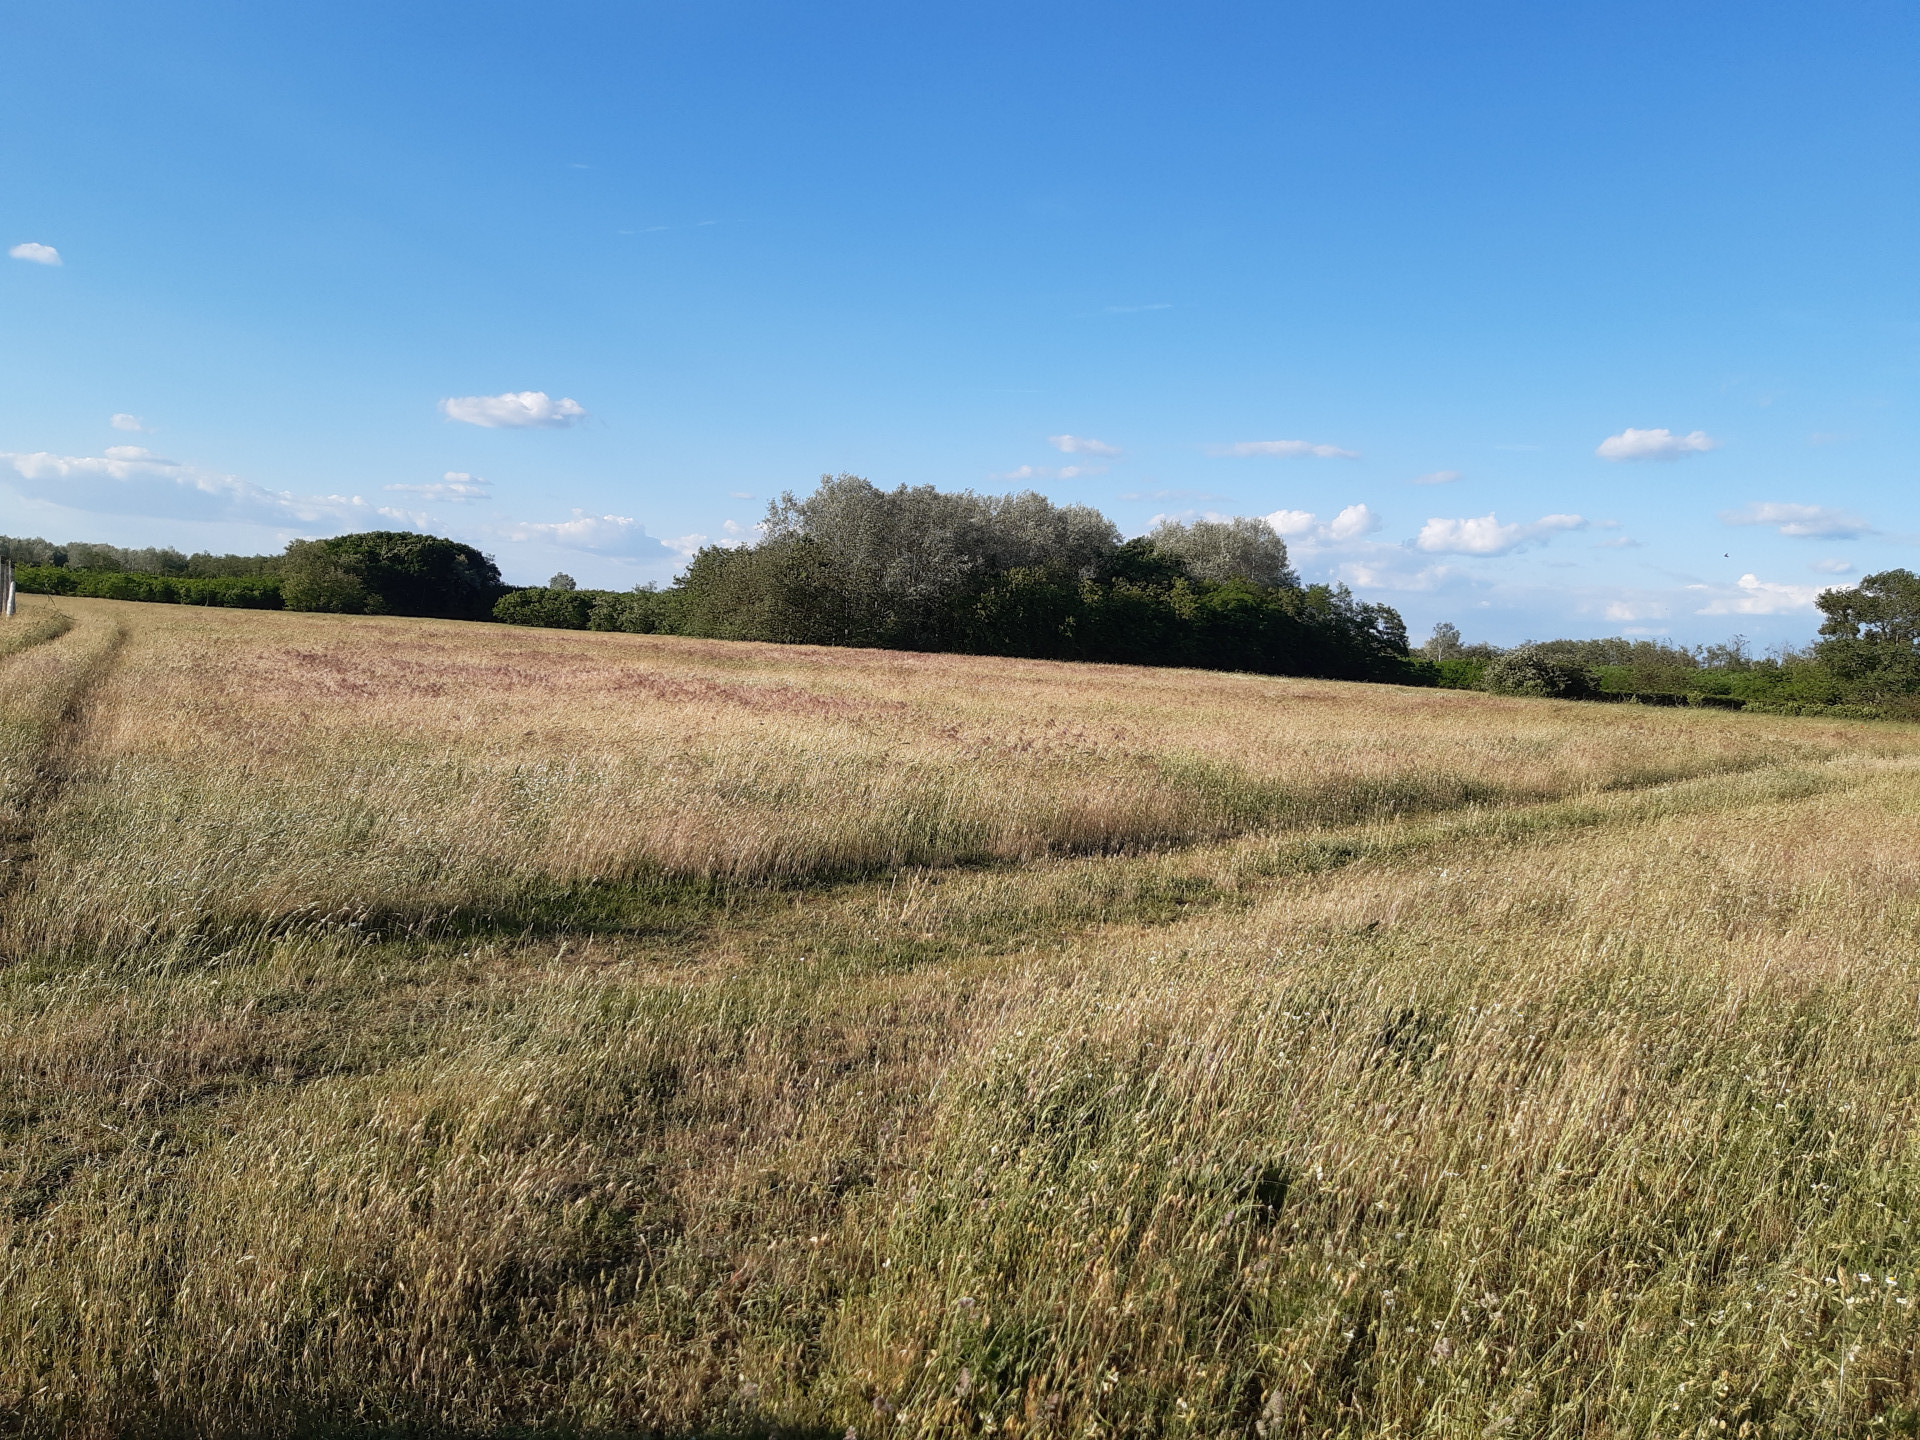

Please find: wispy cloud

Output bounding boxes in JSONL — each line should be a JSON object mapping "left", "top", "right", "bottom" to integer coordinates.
{"left": 109, "top": 413, "right": 147, "bottom": 433}
{"left": 1415, "top": 512, "right": 1587, "bottom": 556}
{"left": 1810, "top": 557, "right": 1853, "bottom": 574}
{"left": 1048, "top": 434, "right": 1122, "bottom": 457}
{"left": 0, "top": 446, "right": 395, "bottom": 527}
{"left": 1693, "top": 573, "right": 1831, "bottom": 616}
{"left": 440, "top": 391, "right": 588, "bottom": 428}
{"left": 1209, "top": 439, "right": 1358, "bottom": 459}
{"left": 1720, "top": 501, "right": 1868, "bottom": 539}
{"left": 385, "top": 471, "right": 493, "bottom": 503}
{"left": 1410, "top": 469, "right": 1460, "bottom": 485}
{"left": 1596, "top": 427, "right": 1719, "bottom": 461}
{"left": 1119, "top": 487, "right": 1224, "bottom": 503}
{"left": 999, "top": 463, "right": 1106, "bottom": 481}
{"left": 8, "top": 242, "right": 60, "bottom": 266}
{"left": 496, "top": 510, "right": 670, "bottom": 556}
{"left": 1605, "top": 599, "right": 1671, "bottom": 622}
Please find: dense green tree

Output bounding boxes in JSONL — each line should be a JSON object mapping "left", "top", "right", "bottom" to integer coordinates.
{"left": 754, "top": 475, "right": 1121, "bottom": 649}
{"left": 279, "top": 541, "right": 373, "bottom": 613}
{"left": 1815, "top": 569, "right": 1920, "bottom": 697}
{"left": 494, "top": 586, "right": 596, "bottom": 629}
{"left": 281, "top": 532, "right": 502, "bottom": 619}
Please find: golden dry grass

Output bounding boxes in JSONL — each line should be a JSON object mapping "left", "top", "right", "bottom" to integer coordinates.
{"left": 5, "top": 596, "right": 1920, "bottom": 1437}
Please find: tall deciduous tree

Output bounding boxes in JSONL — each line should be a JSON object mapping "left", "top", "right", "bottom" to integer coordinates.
{"left": 1815, "top": 568, "right": 1920, "bottom": 696}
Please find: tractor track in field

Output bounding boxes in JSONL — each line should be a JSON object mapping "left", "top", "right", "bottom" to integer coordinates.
{"left": 0, "top": 617, "right": 128, "bottom": 926}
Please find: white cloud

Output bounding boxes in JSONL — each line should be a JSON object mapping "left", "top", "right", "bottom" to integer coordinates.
{"left": 1810, "top": 557, "right": 1853, "bottom": 574}
{"left": 1049, "top": 434, "right": 1122, "bottom": 457}
{"left": 1696, "top": 573, "right": 1830, "bottom": 616}
{"left": 1259, "top": 504, "right": 1383, "bottom": 547}
{"left": 8, "top": 242, "right": 60, "bottom": 266}
{"left": 385, "top": 471, "right": 493, "bottom": 503}
{"left": 496, "top": 510, "right": 668, "bottom": 554}
{"left": 1208, "top": 440, "right": 1359, "bottom": 459}
{"left": 1325, "top": 503, "right": 1380, "bottom": 541}
{"left": 109, "top": 413, "right": 146, "bottom": 432}
{"left": 0, "top": 446, "right": 381, "bottom": 526}
{"left": 1260, "top": 504, "right": 1381, "bottom": 544}
{"left": 1720, "top": 501, "right": 1868, "bottom": 539}
{"left": 666, "top": 533, "right": 708, "bottom": 556}
{"left": 1411, "top": 469, "right": 1460, "bottom": 485}
{"left": 440, "top": 391, "right": 588, "bottom": 428}
{"left": 1415, "top": 512, "right": 1587, "bottom": 556}
{"left": 1595, "top": 427, "right": 1719, "bottom": 461}
{"left": 1264, "top": 508, "right": 1318, "bottom": 537}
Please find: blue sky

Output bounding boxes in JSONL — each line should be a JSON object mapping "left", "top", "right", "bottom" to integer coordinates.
{"left": 2, "top": 1, "right": 1915, "bottom": 646}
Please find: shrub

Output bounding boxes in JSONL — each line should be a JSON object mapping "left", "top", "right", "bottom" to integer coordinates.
{"left": 1481, "top": 646, "right": 1598, "bottom": 700}
{"left": 1432, "top": 657, "right": 1488, "bottom": 690}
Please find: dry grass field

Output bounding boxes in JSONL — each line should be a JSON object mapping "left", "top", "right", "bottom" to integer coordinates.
{"left": 7, "top": 596, "right": 1920, "bottom": 1436}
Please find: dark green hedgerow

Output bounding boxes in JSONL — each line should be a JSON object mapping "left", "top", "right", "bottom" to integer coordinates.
{"left": 16, "top": 567, "right": 283, "bottom": 608}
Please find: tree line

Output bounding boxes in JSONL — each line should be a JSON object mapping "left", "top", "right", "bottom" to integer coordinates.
{"left": 7, "top": 475, "right": 1920, "bottom": 711}
{"left": 1423, "top": 568, "right": 1920, "bottom": 718}
{"left": 0, "top": 531, "right": 503, "bottom": 617}
{"left": 495, "top": 474, "right": 1412, "bottom": 680}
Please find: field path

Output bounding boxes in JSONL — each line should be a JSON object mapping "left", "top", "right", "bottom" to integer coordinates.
{"left": 0, "top": 602, "right": 124, "bottom": 926}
